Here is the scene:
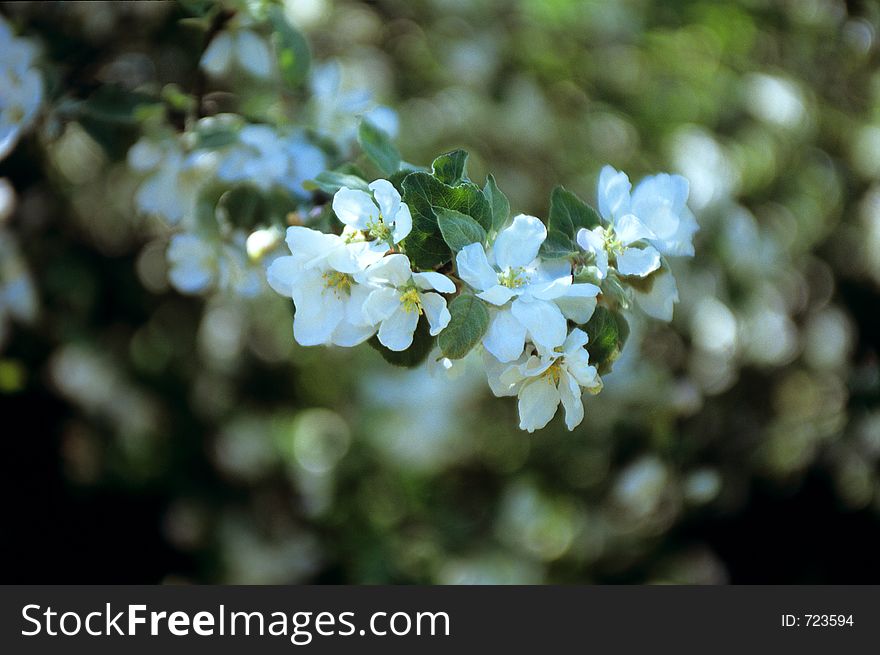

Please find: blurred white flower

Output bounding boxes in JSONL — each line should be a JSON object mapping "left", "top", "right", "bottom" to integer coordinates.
{"left": 309, "top": 61, "right": 399, "bottom": 150}
{"left": 216, "top": 125, "right": 327, "bottom": 196}
{"left": 457, "top": 214, "right": 598, "bottom": 362}
{"left": 360, "top": 253, "right": 453, "bottom": 351}
{"left": 484, "top": 329, "right": 602, "bottom": 432}
{"left": 632, "top": 268, "right": 679, "bottom": 322}
{"left": 200, "top": 28, "right": 273, "bottom": 80}
{"left": 0, "top": 15, "right": 44, "bottom": 161}
{"left": 128, "top": 137, "right": 218, "bottom": 226}
{"left": 167, "top": 232, "right": 263, "bottom": 297}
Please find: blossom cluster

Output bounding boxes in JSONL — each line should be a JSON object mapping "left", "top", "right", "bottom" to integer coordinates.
{"left": 266, "top": 154, "right": 697, "bottom": 433}
{"left": 128, "top": 61, "right": 397, "bottom": 297}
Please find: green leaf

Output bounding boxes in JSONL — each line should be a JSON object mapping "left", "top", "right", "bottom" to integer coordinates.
{"left": 358, "top": 119, "right": 401, "bottom": 176}
{"left": 438, "top": 294, "right": 490, "bottom": 360}
{"left": 585, "top": 306, "right": 630, "bottom": 374}
{"left": 540, "top": 229, "right": 577, "bottom": 259}
{"left": 80, "top": 85, "right": 161, "bottom": 124}
{"left": 193, "top": 119, "right": 240, "bottom": 149}
{"left": 401, "top": 172, "right": 492, "bottom": 269}
{"left": 78, "top": 85, "right": 162, "bottom": 159}
{"left": 483, "top": 174, "right": 510, "bottom": 235}
{"left": 304, "top": 170, "right": 371, "bottom": 195}
{"left": 548, "top": 186, "right": 601, "bottom": 238}
{"left": 268, "top": 6, "right": 311, "bottom": 88}
{"left": 369, "top": 317, "right": 435, "bottom": 368}
{"left": 437, "top": 208, "right": 487, "bottom": 252}
{"left": 431, "top": 150, "right": 469, "bottom": 185}
{"left": 218, "top": 186, "right": 264, "bottom": 229}
{"left": 193, "top": 184, "right": 225, "bottom": 236}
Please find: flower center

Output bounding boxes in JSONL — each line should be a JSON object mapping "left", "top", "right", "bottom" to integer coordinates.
{"left": 399, "top": 287, "right": 423, "bottom": 314}
{"left": 498, "top": 266, "right": 529, "bottom": 289}
{"left": 323, "top": 271, "right": 353, "bottom": 296}
{"left": 603, "top": 227, "right": 624, "bottom": 255}
{"left": 541, "top": 361, "right": 563, "bottom": 386}
{"left": 366, "top": 213, "right": 392, "bottom": 243}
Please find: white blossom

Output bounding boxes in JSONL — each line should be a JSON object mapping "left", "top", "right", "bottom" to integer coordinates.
{"left": 582, "top": 165, "right": 698, "bottom": 263}
{"left": 456, "top": 214, "right": 599, "bottom": 362}
{"left": 266, "top": 226, "right": 383, "bottom": 347}
{"left": 0, "top": 15, "right": 44, "bottom": 161}
{"left": 200, "top": 28, "right": 273, "bottom": 80}
{"left": 309, "top": 61, "right": 398, "bottom": 151}
{"left": 167, "top": 232, "right": 263, "bottom": 297}
{"left": 632, "top": 267, "right": 679, "bottom": 322}
{"left": 216, "top": 125, "right": 326, "bottom": 196}
{"left": 128, "top": 137, "right": 218, "bottom": 226}
{"left": 484, "top": 329, "right": 602, "bottom": 433}
{"left": 360, "top": 253, "right": 454, "bottom": 351}
{"left": 332, "top": 180, "right": 412, "bottom": 252}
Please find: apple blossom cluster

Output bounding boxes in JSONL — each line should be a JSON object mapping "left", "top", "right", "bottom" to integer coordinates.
{"left": 266, "top": 139, "right": 697, "bottom": 433}
{"left": 127, "top": 38, "right": 397, "bottom": 298}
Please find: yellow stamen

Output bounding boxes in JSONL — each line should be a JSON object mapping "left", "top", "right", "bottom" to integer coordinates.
{"left": 366, "top": 212, "right": 392, "bottom": 243}
{"left": 541, "top": 361, "right": 563, "bottom": 386}
{"left": 323, "top": 271, "right": 353, "bottom": 296}
{"left": 498, "top": 266, "right": 529, "bottom": 289}
{"left": 399, "top": 288, "right": 423, "bottom": 314}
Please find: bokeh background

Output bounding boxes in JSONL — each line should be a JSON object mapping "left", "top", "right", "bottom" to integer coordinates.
{"left": 3, "top": 0, "right": 880, "bottom": 583}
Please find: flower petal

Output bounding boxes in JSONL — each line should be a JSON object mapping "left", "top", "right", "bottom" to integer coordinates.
{"left": 492, "top": 214, "right": 546, "bottom": 270}
{"left": 614, "top": 213, "right": 656, "bottom": 245}
{"left": 412, "top": 270, "right": 455, "bottom": 293}
{"left": 420, "top": 292, "right": 451, "bottom": 335}
{"left": 558, "top": 371, "right": 585, "bottom": 431}
{"left": 291, "top": 271, "right": 345, "bottom": 346}
{"left": 633, "top": 268, "right": 679, "bottom": 321}
{"left": 456, "top": 243, "right": 498, "bottom": 291}
{"left": 391, "top": 201, "right": 412, "bottom": 243}
{"left": 563, "top": 328, "right": 589, "bottom": 353}
{"left": 565, "top": 349, "right": 599, "bottom": 389}
{"left": 331, "top": 319, "right": 376, "bottom": 347}
{"left": 362, "top": 253, "right": 412, "bottom": 287}
{"left": 597, "top": 165, "right": 631, "bottom": 220}
{"left": 477, "top": 284, "right": 517, "bottom": 306}
{"left": 616, "top": 245, "right": 661, "bottom": 277}
{"left": 377, "top": 306, "right": 420, "bottom": 351}
{"left": 368, "top": 179, "right": 401, "bottom": 221}
{"left": 327, "top": 240, "right": 386, "bottom": 273}
{"left": 517, "top": 377, "right": 560, "bottom": 433}
{"left": 332, "top": 187, "right": 379, "bottom": 230}
{"left": 235, "top": 30, "right": 273, "bottom": 79}
{"left": 200, "top": 31, "right": 233, "bottom": 76}
{"left": 510, "top": 297, "right": 568, "bottom": 353}
{"left": 266, "top": 255, "right": 302, "bottom": 297}
{"left": 482, "top": 349, "right": 522, "bottom": 397}
{"left": 576, "top": 227, "right": 608, "bottom": 278}
{"left": 284, "top": 226, "right": 339, "bottom": 266}
{"left": 482, "top": 309, "right": 527, "bottom": 363}
{"left": 630, "top": 173, "right": 689, "bottom": 240}
{"left": 528, "top": 274, "right": 572, "bottom": 301}
{"left": 362, "top": 287, "right": 401, "bottom": 324}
